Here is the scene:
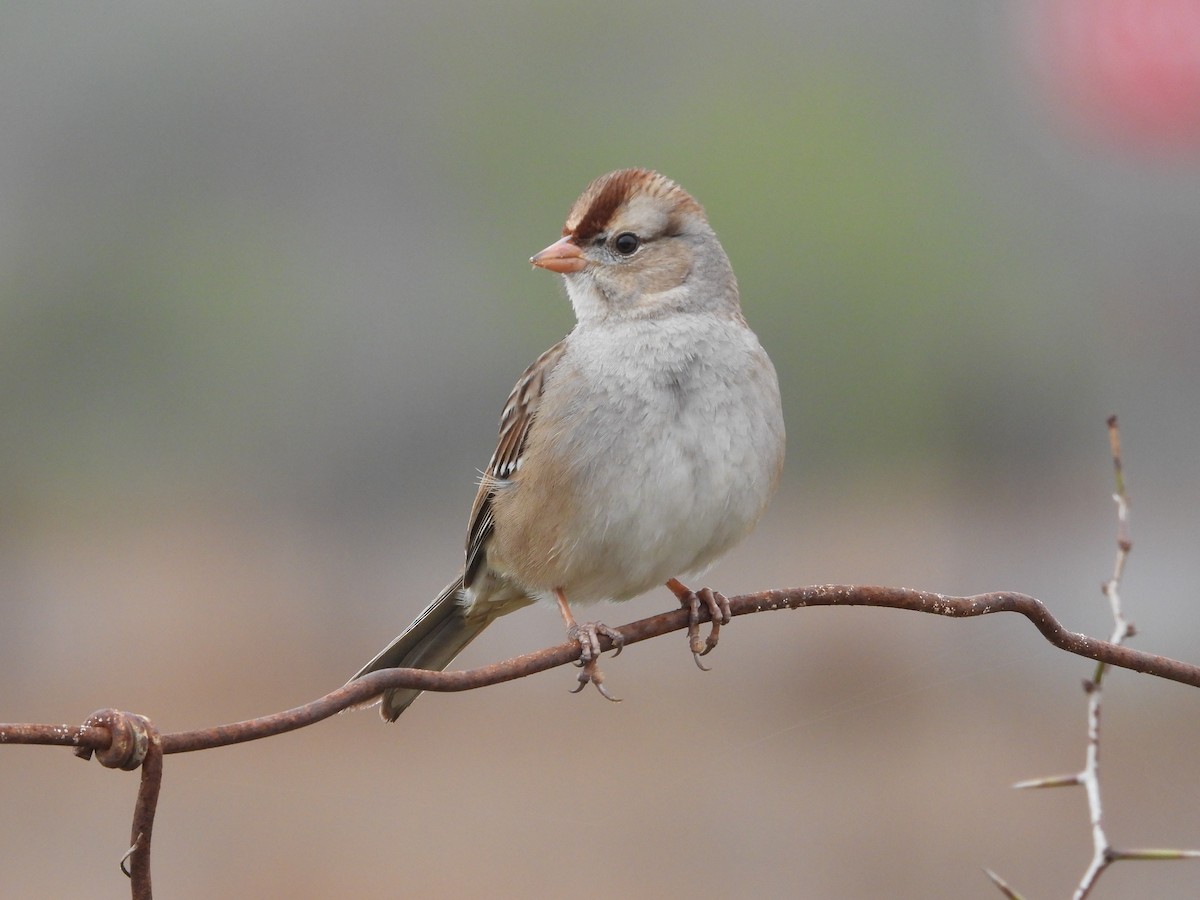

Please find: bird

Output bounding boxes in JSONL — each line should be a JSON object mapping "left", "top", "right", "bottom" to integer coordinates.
{"left": 349, "top": 168, "right": 785, "bottom": 721}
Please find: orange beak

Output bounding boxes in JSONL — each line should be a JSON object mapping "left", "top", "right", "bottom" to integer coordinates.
{"left": 530, "top": 235, "right": 586, "bottom": 274}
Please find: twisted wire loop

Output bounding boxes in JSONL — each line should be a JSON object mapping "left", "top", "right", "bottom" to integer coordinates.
{"left": 71, "top": 709, "right": 162, "bottom": 899}
{"left": 74, "top": 709, "right": 154, "bottom": 770}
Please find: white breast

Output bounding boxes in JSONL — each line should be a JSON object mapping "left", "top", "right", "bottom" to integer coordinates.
{"left": 543, "top": 312, "right": 784, "bottom": 602}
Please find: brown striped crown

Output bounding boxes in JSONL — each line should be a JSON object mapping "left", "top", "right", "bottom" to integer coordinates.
{"left": 563, "top": 168, "right": 704, "bottom": 243}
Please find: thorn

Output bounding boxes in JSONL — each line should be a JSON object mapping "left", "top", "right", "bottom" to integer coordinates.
{"left": 983, "top": 867, "right": 1025, "bottom": 899}
{"left": 1111, "top": 847, "right": 1200, "bottom": 861}
{"left": 1013, "top": 773, "right": 1081, "bottom": 790}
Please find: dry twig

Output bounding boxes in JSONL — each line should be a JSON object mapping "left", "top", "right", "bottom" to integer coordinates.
{"left": 1002, "top": 416, "right": 1200, "bottom": 898}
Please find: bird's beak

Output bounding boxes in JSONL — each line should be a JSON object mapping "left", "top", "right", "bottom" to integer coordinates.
{"left": 530, "top": 235, "right": 586, "bottom": 274}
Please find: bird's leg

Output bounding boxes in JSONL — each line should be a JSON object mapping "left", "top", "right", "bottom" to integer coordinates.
{"left": 554, "top": 588, "right": 622, "bottom": 702}
{"left": 666, "top": 578, "right": 731, "bottom": 670}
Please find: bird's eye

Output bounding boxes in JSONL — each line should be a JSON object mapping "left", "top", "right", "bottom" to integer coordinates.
{"left": 612, "top": 232, "right": 640, "bottom": 255}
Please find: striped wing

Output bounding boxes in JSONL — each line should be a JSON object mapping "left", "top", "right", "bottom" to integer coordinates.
{"left": 464, "top": 339, "right": 567, "bottom": 588}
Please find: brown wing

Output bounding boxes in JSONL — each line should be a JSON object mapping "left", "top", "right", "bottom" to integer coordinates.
{"left": 464, "top": 339, "right": 567, "bottom": 588}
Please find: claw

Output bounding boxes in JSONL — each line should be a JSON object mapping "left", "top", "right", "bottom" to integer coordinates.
{"left": 565, "top": 621, "right": 624, "bottom": 701}
{"left": 593, "top": 677, "right": 620, "bottom": 703}
{"left": 570, "top": 654, "right": 621, "bottom": 701}
{"left": 666, "top": 578, "right": 730, "bottom": 670}
{"left": 697, "top": 588, "right": 731, "bottom": 659}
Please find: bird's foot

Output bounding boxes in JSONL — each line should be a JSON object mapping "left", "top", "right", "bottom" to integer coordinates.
{"left": 667, "top": 579, "right": 731, "bottom": 671}
{"left": 566, "top": 622, "right": 624, "bottom": 702}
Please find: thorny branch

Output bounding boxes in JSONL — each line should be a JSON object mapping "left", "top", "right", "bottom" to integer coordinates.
{"left": 991, "top": 416, "right": 1200, "bottom": 899}
{"left": 6, "top": 580, "right": 1200, "bottom": 894}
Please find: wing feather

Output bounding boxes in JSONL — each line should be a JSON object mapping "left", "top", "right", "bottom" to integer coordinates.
{"left": 464, "top": 339, "right": 567, "bottom": 587}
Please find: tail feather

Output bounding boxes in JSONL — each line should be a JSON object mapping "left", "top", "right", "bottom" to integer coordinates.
{"left": 350, "top": 575, "right": 488, "bottom": 721}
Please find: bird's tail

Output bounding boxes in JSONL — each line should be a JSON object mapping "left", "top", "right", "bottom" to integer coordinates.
{"left": 349, "top": 574, "right": 489, "bottom": 721}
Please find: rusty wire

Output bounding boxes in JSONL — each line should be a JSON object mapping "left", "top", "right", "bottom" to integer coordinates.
{"left": 4, "top": 584, "right": 1200, "bottom": 899}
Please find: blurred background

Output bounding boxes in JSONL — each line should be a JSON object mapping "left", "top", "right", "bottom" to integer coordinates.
{"left": 2, "top": 1, "right": 1200, "bottom": 897}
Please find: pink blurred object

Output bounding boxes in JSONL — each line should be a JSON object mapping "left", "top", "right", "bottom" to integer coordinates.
{"left": 1025, "top": 0, "right": 1200, "bottom": 157}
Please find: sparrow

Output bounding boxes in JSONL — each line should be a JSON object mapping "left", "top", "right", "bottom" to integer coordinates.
{"left": 350, "top": 168, "right": 785, "bottom": 720}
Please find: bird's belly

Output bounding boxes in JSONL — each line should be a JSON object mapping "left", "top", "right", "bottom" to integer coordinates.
{"left": 491, "top": 387, "right": 776, "bottom": 604}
